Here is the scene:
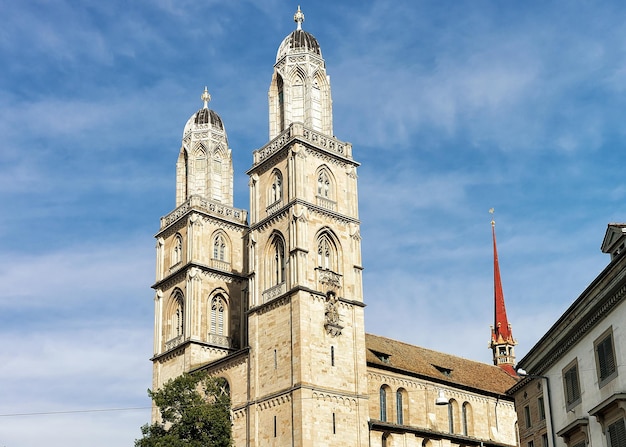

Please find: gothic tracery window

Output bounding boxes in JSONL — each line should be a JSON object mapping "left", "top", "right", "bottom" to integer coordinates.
{"left": 277, "top": 75, "right": 284, "bottom": 131}
{"left": 168, "top": 291, "right": 184, "bottom": 341}
{"left": 270, "top": 170, "right": 282, "bottom": 204}
{"left": 211, "top": 153, "right": 222, "bottom": 202}
{"left": 210, "top": 295, "right": 226, "bottom": 335}
{"left": 317, "top": 233, "right": 336, "bottom": 271}
{"left": 213, "top": 234, "right": 226, "bottom": 261}
{"left": 172, "top": 234, "right": 183, "bottom": 265}
{"left": 317, "top": 169, "right": 331, "bottom": 198}
{"left": 270, "top": 235, "right": 285, "bottom": 286}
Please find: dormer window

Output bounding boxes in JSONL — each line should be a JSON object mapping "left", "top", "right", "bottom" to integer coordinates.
{"left": 371, "top": 350, "right": 391, "bottom": 364}
{"left": 433, "top": 365, "right": 453, "bottom": 377}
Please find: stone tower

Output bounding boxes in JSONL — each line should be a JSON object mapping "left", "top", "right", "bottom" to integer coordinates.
{"left": 245, "top": 7, "right": 369, "bottom": 444}
{"left": 151, "top": 7, "right": 369, "bottom": 444}
{"left": 151, "top": 88, "right": 248, "bottom": 412}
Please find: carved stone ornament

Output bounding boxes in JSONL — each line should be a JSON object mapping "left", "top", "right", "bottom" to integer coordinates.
{"left": 319, "top": 269, "right": 341, "bottom": 290}
{"left": 324, "top": 292, "right": 343, "bottom": 337}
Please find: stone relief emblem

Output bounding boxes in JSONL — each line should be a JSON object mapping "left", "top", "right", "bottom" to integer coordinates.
{"left": 324, "top": 292, "right": 343, "bottom": 337}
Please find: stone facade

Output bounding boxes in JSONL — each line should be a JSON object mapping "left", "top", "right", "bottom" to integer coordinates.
{"left": 150, "top": 8, "right": 519, "bottom": 447}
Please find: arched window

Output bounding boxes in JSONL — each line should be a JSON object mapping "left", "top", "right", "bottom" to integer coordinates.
{"left": 396, "top": 389, "right": 405, "bottom": 425}
{"left": 292, "top": 75, "right": 304, "bottom": 124}
{"left": 172, "top": 234, "right": 183, "bottom": 265}
{"left": 380, "top": 386, "right": 390, "bottom": 422}
{"left": 270, "top": 235, "right": 285, "bottom": 286}
{"left": 213, "top": 234, "right": 226, "bottom": 261}
{"left": 210, "top": 296, "right": 226, "bottom": 335}
{"left": 318, "top": 236, "right": 332, "bottom": 270}
{"left": 449, "top": 399, "right": 459, "bottom": 434}
{"left": 192, "top": 147, "right": 207, "bottom": 197}
{"left": 317, "top": 232, "right": 337, "bottom": 271}
{"left": 167, "top": 290, "right": 184, "bottom": 343}
{"left": 462, "top": 402, "right": 473, "bottom": 436}
{"left": 277, "top": 75, "right": 284, "bottom": 131}
{"left": 317, "top": 169, "right": 331, "bottom": 198}
{"left": 217, "top": 377, "right": 230, "bottom": 398}
{"left": 212, "top": 153, "right": 222, "bottom": 202}
{"left": 382, "top": 432, "right": 391, "bottom": 447}
{"left": 311, "top": 77, "right": 322, "bottom": 130}
{"left": 448, "top": 402, "right": 454, "bottom": 433}
{"left": 269, "top": 170, "right": 282, "bottom": 204}
{"left": 175, "top": 304, "right": 183, "bottom": 336}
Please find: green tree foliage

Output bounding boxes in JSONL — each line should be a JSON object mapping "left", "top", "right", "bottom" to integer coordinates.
{"left": 135, "top": 371, "right": 232, "bottom": 447}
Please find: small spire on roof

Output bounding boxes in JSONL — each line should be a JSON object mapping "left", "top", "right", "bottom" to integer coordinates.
{"left": 294, "top": 5, "right": 304, "bottom": 30}
{"left": 201, "top": 86, "right": 211, "bottom": 109}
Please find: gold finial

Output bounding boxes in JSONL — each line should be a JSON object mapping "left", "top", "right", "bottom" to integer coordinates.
{"left": 489, "top": 208, "right": 495, "bottom": 226}
{"left": 201, "top": 86, "right": 211, "bottom": 109}
{"left": 294, "top": 5, "right": 304, "bottom": 30}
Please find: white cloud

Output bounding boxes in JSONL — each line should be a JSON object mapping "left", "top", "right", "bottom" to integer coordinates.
{"left": 0, "top": 240, "right": 153, "bottom": 309}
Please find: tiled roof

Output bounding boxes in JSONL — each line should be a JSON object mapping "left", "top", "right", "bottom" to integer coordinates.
{"left": 366, "top": 333, "right": 518, "bottom": 395}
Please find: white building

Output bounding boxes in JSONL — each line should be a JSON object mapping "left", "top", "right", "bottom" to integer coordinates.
{"left": 510, "top": 223, "right": 626, "bottom": 447}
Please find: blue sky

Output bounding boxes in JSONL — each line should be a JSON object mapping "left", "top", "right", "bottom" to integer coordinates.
{"left": 2, "top": 1, "right": 626, "bottom": 445}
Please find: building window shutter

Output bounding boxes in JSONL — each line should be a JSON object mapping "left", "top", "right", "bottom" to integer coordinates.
{"left": 564, "top": 364, "right": 581, "bottom": 407}
{"left": 608, "top": 419, "right": 626, "bottom": 447}
{"left": 597, "top": 335, "right": 616, "bottom": 380}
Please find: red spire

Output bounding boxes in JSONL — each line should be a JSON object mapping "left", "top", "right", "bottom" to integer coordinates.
{"left": 489, "top": 216, "right": 517, "bottom": 375}
{"left": 491, "top": 220, "right": 513, "bottom": 344}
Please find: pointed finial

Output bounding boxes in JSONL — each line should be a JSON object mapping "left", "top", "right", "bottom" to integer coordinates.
{"left": 294, "top": 5, "right": 304, "bottom": 30}
{"left": 201, "top": 86, "right": 211, "bottom": 109}
{"left": 489, "top": 208, "right": 495, "bottom": 226}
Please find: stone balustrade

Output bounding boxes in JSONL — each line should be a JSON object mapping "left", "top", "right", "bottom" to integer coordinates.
{"left": 161, "top": 195, "right": 248, "bottom": 228}
{"left": 262, "top": 282, "right": 286, "bottom": 303}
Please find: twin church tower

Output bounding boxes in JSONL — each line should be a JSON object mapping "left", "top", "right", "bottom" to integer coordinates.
{"left": 151, "top": 7, "right": 516, "bottom": 446}
{"left": 152, "top": 7, "right": 370, "bottom": 444}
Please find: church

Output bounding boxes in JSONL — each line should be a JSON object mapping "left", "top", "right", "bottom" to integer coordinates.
{"left": 150, "top": 7, "right": 519, "bottom": 446}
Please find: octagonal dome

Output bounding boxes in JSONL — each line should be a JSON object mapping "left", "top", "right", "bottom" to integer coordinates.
{"left": 275, "top": 6, "right": 322, "bottom": 63}
{"left": 276, "top": 29, "right": 322, "bottom": 62}
{"left": 182, "top": 87, "right": 226, "bottom": 138}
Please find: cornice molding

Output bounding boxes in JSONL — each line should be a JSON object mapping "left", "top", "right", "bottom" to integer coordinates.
{"left": 153, "top": 261, "right": 247, "bottom": 290}
{"left": 529, "top": 282, "right": 626, "bottom": 374}
{"left": 251, "top": 198, "right": 360, "bottom": 232}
